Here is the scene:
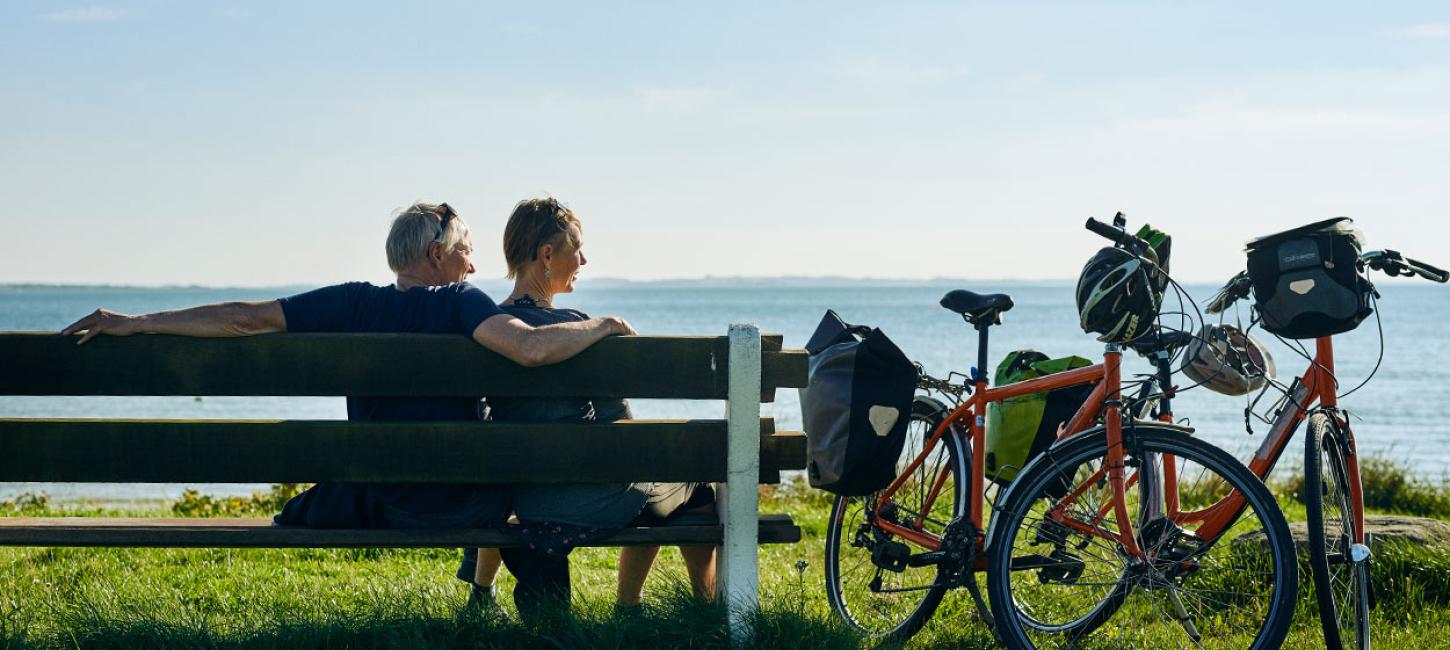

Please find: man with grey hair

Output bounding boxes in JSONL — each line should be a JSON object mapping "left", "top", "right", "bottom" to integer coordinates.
{"left": 62, "top": 201, "right": 636, "bottom": 533}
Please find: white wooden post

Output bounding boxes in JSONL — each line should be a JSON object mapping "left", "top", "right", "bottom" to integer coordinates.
{"left": 719, "top": 323, "right": 761, "bottom": 644}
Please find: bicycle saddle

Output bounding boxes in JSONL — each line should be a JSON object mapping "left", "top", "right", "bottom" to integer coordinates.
{"left": 939, "top": 289, "right": 1014, "bottom": 325}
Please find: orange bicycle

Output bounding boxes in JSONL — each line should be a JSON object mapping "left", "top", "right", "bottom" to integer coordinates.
{"left": 1195, "top": 227, "right": 1449, "bottom": 650}
{"left": 824, "top": 217, "right": 1298, "bottom": 648}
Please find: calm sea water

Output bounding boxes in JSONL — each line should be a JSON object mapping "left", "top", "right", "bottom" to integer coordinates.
{"left": 3, "top": 280, "right": 1447, "bottom": 501}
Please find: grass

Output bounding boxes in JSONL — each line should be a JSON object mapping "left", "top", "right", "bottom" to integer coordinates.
{"left": 1274, "top": 454, "right": 1450, "bottom": 518}
{"left": 6, "top": 461, "right": 1450, "bottom": 648}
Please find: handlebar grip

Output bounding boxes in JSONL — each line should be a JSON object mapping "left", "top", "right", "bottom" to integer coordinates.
{"left": 1084, "top": 217, "right": 1127, "bottom": 244}
{"left": 1085, "top": 217, "right": 1152, "bottom": 256}
{"left": 1407, "top": 256, "right": 1450, "bottom": 283}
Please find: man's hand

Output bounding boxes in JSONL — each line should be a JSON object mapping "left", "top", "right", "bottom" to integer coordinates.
{"left": 61, "top": 309, "right": 145, "bottom": 345}
{"left": 601, "top": 316, "right": 638, "bottom": 336}
{"left": 60, "top": 301, "right": 284, "bottom": 344}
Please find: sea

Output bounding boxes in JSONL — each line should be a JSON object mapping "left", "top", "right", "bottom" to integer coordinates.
{"left": 3, "top": 280, "right": 1448, "bottom": 502}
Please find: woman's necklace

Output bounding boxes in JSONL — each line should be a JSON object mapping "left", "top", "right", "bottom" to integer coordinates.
{"left": 509, "top": 294, "right": 551, "bottom": 308}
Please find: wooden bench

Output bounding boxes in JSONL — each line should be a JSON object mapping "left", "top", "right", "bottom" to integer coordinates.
{"left": 0, "top": 324, "right": 807, "bottom": 638}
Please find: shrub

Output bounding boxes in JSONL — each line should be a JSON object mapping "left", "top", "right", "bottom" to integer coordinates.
{"left": 1277, "top": 455, "right": 1450, "bottom": 519}
{"left": 0, "top": 492, "right": 51, "bottom": 516}
{"left": 171, "top": 483, "right": 309, "bottom": 518}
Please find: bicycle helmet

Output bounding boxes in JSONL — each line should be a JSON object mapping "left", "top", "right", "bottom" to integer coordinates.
{"left": 1076, "top": 247, "right": 1164, "bottom": 343}
{"left": 1181, "top": 323, "right": 1276, "bottom": 396}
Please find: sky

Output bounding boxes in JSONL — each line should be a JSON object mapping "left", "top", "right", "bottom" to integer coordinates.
{"left": 2, "top": 1, "right": 1449, "bottom": 287}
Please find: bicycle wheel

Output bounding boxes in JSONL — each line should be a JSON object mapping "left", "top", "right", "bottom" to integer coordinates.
{"left": 824, "top": 395, "right": 969, "bottom": 641}
{"left": 986, "top": 423, "right": 1297, "bottom": 649}
{"left": 1307, "top": 412, "right": 1372, "bottom": 650}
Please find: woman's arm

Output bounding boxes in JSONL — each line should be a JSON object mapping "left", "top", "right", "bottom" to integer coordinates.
{"left": 471, "top": 312, "right": 637, "bottom": 367}
{"left": 61, "top": 301, "right": 287, "bottom": 344}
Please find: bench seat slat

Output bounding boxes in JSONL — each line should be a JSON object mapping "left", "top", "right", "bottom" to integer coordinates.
{"left": 0, "top": 333, "right": 806, "bottom": 400}
{"left": 0, "top": 515, "right": 801, "bottom": 547}
{"left": 0, "top": 419, "right": 807, "bottom": 483}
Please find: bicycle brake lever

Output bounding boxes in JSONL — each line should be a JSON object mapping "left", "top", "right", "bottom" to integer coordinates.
{"left": 1206, "top": 271, "right": 1251, "bottom": 315}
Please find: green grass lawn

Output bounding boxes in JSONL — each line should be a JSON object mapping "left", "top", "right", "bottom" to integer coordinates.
{"left": 6, "top": 465, "right": 1450, "bottom": 649}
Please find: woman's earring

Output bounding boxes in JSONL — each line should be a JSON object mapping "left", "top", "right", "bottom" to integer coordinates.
{"left": 544, "top": 267, "right": 552, "bottom": 279}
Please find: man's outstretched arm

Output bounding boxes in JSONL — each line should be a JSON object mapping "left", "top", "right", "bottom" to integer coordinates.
{"left": 61, "top": 301, "right": 287, "bottom": 344}
{"left": 472, "top": 313, "right": 636, "bottom": 367}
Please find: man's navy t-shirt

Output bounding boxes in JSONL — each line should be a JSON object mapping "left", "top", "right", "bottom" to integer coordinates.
{"left": 276, "top": 281, "right": 504, "bottom": 520}
{"left": 279, "top": 281, "right": 503, "bottom": 422}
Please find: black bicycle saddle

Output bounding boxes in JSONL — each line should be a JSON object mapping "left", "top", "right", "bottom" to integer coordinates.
{"left": 940, "top": 289, "right": 1014, "bottom": 325}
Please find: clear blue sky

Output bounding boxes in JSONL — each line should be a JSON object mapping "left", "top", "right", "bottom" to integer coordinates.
{"left": 3, "top": 1, "right": 1448, "bottom": 286}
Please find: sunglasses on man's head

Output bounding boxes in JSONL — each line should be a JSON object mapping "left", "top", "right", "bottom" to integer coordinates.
{"left": 435, "top": 203, "right": 457, "bottom": 242}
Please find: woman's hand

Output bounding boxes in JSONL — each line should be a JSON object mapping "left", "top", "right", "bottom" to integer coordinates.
{"left": 61, "top": 308, "right": 145, "bottom": 344}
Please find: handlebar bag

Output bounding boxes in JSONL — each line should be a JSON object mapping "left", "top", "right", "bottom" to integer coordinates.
{"left": 1246, "top": 217, "right": 1372, "bottom": 339}
{"left": 985, "top": 350, "right": 1094, "bottom": 491}
{"left": 800, "top": 310, "right": 918, "bottom": 496}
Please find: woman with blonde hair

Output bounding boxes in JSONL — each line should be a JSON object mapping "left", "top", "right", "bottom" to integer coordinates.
{"left": 459, "top": 197, "right": 715, "bottom": 618}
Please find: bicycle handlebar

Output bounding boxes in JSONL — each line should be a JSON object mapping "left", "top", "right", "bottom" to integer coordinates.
{"left": 1084, "top": 215, "right": 1152, "bottom": 256}
{"left": 1407, "top": 255, "right": 1449, "bottom": 283}
{"left": 1362, "top": 249, "right": 1449, "bottom": 283}
{"left": 1205, "top": 270, "right": 1252, "bottom": 315}
{"left": 1124, "top": 327, "right": 1194, "bottom": 356}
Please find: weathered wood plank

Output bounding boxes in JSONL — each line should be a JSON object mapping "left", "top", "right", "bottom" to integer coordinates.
{"left": 759, "top": 348, "right": 807, "bottom": 401}
{"left": 0, "top": 514, "right": 801, "bottom": 547}
{"left": 0, "top": 419, "right": 806, "bottom": 483}
{"left": 763, "top": 430, "right": 805, "bottom": 475}
{"left": 0, "top": 333, "right": 805, "bottom": 399}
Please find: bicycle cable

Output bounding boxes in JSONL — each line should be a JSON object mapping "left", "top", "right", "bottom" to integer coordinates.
{"left": 1276, "top": 328, "right": 1340, "bottom": 394}
{"left": 1335, "top": 290, "right": 1385, "bottom": 400}
{"left": 1146, "top": 272, "right": 1231, "bottom": 396}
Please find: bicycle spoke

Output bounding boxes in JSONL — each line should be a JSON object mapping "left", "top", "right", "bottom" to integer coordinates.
{"left": 824, "top": 398, "right": 969, "bottom": 641}
{"left": 987, "top": 427, "right": 1296, "bottom": 649}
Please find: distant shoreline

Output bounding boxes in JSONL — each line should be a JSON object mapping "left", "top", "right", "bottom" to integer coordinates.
{"left": 0, "top": 277, "right": 1097, "bottom": 291}
{"left": 6, "top": 277, "right": 1446, "bottom": 292}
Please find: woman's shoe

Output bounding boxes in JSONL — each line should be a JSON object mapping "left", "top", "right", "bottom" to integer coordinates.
{"left": 466, "top": 584, "right": 504, "bottom": 616}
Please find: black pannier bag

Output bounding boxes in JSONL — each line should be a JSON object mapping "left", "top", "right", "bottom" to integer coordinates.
{"left": 1246, "top": 217, "right": 1372, "bottom": 339}
{"left": 799, "top": 310, "right": 918, "bottom": 496}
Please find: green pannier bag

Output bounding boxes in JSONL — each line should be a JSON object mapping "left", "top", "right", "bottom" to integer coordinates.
{"left": 985, "top": 350, "right": 1095, "bottom": 486}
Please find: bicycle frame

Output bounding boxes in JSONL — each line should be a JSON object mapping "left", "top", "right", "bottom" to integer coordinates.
{"left": 1194, "top": 332, "right": 1363, "bottom": 539}
{"left": 873, "top": 345, "right": 1151, "bottom": 560}
{"left": 1102, "top": 335, "right": 1363, "bottom": 548}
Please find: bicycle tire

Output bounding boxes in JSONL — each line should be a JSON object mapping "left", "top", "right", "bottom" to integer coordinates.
{"left": 986, "top": 423, "right": 1297, "bottom": 649}
{"left": 824, "top": 395, "right": 969, "bottom": 641}
{"left": 1306, "top": 412, "right": 1372, "bottom": 650}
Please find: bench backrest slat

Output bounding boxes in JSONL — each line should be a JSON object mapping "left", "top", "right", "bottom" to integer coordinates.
{"left": 0, "top": 418, "right": 805, "bottom": 483}
{"left": 0, "top": 333, "right": 806, "bottom": 401}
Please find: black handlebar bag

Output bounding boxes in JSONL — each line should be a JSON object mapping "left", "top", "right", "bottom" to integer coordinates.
{"left": 800, "top": 310, "right": 918, "bottom": 496}
{"left": 1246, "top": 217, "right": 1373, "bottom": 339}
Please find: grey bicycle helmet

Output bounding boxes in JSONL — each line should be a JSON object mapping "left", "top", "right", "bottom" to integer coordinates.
{"left": 1181, "top": 323, "right": 1276, "bottom": 396}
{"left": 1076, "top": 246, "right": 1164, "bottom": 343}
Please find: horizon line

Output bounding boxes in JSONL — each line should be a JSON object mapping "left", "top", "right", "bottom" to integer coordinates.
{"left": 0, "top": 274, "right": 1259, "bottom": 291}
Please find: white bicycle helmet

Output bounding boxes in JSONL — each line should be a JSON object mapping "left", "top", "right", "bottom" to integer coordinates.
{"left": 1181, "top": 323, "right": 1276, "bottom": 396}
